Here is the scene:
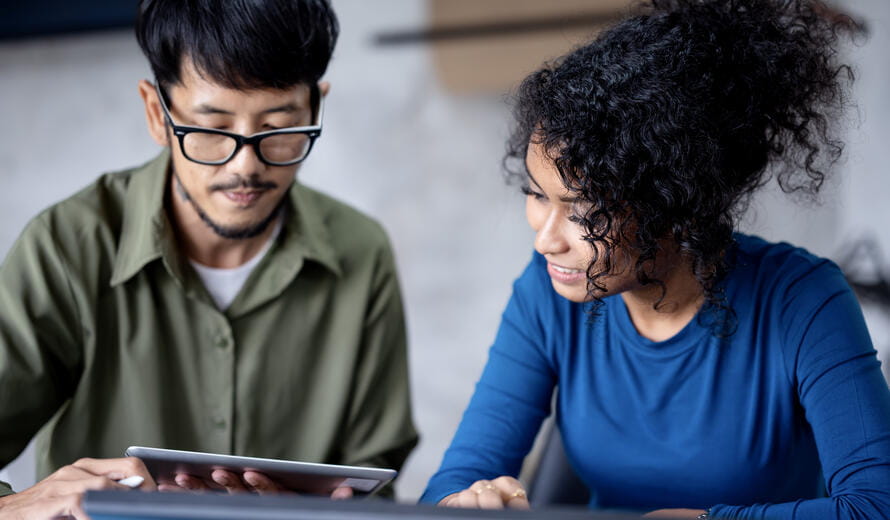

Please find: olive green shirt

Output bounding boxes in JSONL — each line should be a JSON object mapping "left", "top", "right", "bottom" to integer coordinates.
{"left": 0, "top": 151, "right": 418, "bottom": 497}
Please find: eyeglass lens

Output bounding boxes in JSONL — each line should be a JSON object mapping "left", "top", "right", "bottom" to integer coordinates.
{"left": 182, "top": 132, "right": 312, "bottom": 164}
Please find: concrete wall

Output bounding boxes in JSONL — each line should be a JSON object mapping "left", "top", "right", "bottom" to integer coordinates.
{"left": 1, "top": 0, "right": 887, "bottom": 502}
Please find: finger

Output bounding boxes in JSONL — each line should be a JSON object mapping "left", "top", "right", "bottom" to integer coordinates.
{"left": 122, "top": 457, "right": 158, "bottom": 490}
{"left": 71, "top": 457, "right": 157, "bottom": 490}
{"left": 211, "top": 469, "right": 249, "bottom": 494}
{"left": 476, "top": 488, "right": 505, "bottom": 509}
{"left": 175, "top": 473, "right": 211, "bottom": 492}
{"left": 158, "top": 483, "right": 190, "bottom": 492}
{"left": 330, "top": 486, "right": 353, "bottom": 500}
{"left": 491, "top": 476, "right": 529, "bottom": 510}
{"left": 438, "top": 492, "right": 463, "bottom": 507}
{"left": 242, "top": 471, "right": 285, "bottom": 495}
{"left": 54, "top": 472, "right": 130, "bottom": 495}
{"left": 457, "top": 489, "right": 482, "bottom": 508}
{"left": 82, "top": 475, "right": 130, "bottom": 492}
{"left": 643, "top": 508, "right": 707, "bottom": 518}
{"left": 46, "top": 473, "right": 132, "bottom": 510}
{"left": 469, "top": 480, "right": 504, "bottom": 510}
{"left": 505, "top": 492, "right": 530, "bottom": 510}
{"left": 54, "top": 464, "right": 103, "bottom": 481}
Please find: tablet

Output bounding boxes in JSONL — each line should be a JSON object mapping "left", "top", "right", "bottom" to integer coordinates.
{"left": 124, "top": 446, "right": 396, "bottom": 496}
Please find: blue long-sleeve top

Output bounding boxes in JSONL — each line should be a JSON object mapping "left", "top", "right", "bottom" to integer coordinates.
{"left": 421, "top": 235, "right": 890, "bottom": 519}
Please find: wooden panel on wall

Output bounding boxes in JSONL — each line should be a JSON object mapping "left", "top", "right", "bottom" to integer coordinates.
{"left": 429, "top": 0, "right": 635, "bottom": 94}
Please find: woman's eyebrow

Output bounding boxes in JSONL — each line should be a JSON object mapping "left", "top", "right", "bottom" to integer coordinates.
{"left": 526, "top": 168, "right": 582, "bottom": 203}
{"left": 525, "top": 167, "right": 543, "bottom": 190}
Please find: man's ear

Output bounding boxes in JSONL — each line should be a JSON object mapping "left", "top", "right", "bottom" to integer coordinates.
{"left": 318, "top": 81, "right": 331, "bottom": 97}
{"left": 138, "top": 79, "right": 169, "bottom": 147}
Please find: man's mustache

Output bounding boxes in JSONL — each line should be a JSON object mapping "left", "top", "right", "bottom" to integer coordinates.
{"left": 209, "top": 176, "right": 278, "bottom": 192}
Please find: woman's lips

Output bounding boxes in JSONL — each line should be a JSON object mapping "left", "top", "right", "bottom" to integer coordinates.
{"left": 547, "top": 262, "right": 586, "bottom": 284}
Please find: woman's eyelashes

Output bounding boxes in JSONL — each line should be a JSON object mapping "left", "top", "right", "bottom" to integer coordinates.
{"left": 522, "top": 185, "right": 587, "bottom": 225}
{"left": 521, "top": 185, "right": 546, "bottom": 201}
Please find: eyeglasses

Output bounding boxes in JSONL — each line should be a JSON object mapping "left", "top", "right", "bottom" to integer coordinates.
{"left": 154, "top": 82, "right": 323, "bottom": 166}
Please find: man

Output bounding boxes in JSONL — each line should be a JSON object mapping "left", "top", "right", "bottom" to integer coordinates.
{"left": 0, "top": 0, "right": 418, "bottom": 517}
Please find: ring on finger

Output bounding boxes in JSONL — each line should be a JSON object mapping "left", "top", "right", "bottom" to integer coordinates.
{"left": 473, "top": 483, "right": 496, "bottom": 494}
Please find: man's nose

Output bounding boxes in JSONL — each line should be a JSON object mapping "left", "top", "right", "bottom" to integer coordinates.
{"left": 226, "top": 141, "right": 266, "bottom": 174}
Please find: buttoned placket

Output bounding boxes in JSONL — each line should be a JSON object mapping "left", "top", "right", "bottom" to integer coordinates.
{"left": 206, "top": 309, "right": 235, "bottom": 454}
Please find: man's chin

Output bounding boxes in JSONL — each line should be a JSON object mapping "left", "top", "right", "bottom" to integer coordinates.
{"left": 199, "top": 210, "right": 281, "bottom": 240}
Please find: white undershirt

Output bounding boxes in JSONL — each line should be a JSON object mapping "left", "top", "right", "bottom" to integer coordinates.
{"left": 189, "top": 219, "right": 283, "bottom": 310}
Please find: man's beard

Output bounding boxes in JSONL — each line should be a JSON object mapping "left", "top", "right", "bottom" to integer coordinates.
{"left": 173, "top": 172, "right": 288, "bottom": 240}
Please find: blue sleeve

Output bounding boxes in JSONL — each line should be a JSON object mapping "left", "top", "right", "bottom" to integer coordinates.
{"left": 711, "top": 262, "right": 890, "bottom": 519}
{"left": 419, "top": 256, "right": 558, "bottom": 504}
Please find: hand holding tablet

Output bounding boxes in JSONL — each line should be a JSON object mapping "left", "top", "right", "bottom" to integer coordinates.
{"left": 124, "top": 446, "right": 396, "bottom": 497}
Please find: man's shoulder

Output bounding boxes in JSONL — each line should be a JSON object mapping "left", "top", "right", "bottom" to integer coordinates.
{"left": 34, "top": 160, "right": 150, "bottom": 236}
{"left": 20, "top": 157, "right": 162, "bottom": 268}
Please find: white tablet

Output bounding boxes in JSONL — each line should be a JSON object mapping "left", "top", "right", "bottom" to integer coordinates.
{"left": 124, "top": 446, "right": 396, "bottom": 496}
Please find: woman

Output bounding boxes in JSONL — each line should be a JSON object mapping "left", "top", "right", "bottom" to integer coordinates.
{"left": 420, "top": 0, "right": 890, "bottom": 518}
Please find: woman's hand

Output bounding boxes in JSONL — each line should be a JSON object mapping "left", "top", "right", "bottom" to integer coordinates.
{"left": 438, "top": 476, "right": 529, "bottom": 510}
{"left": 644, "top": 508, "right": 706, "bottom": 518}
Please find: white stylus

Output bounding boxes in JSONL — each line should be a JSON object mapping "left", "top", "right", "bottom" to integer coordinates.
{"left": 116, "top": 475, "right": 145, "bottom": 488}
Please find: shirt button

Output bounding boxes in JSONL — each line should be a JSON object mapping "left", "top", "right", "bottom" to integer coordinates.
{"left": 215, "top": 336, "right": 230, "bottom": 349}
{"left": 212, "top": 416, "right": 227, "bottom": 429}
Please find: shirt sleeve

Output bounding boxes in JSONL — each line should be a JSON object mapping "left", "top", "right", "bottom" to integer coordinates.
{"left": 419, "top": 256, "right": 557, "bottom": 504}
{"left": 336, "top": 237, "right": 418, "bottom": 498}
{"left": 710, "top": 261, "right": 890, "bottom": 519}
{"left": 0, "top": 216, "right": 83, "bottom": 491}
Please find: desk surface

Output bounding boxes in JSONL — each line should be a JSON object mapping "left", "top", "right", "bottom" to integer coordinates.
{"left": 84, "top": 490, "right": 645, "bottom": 519}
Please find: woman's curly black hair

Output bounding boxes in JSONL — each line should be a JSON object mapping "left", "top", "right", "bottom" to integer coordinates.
{"left": 506, "top": 0, "right": 855, "bottom": 332}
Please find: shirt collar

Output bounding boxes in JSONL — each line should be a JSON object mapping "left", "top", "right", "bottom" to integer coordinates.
{"left": 280, "top": 183, "right": 343, "bottom": 278}
{"left": 110, "top": 151, "right": 342, "bottom": 287}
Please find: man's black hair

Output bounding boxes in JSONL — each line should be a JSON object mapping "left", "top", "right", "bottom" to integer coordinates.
{"left": 136, "top": 0, "right": 339, "bottom": 90}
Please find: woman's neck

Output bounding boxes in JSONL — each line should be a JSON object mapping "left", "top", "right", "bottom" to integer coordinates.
{"left": 620, "top": 260, "right": 704, "bottom": 343}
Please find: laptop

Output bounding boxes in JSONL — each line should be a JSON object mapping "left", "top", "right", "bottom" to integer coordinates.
{"left": 84, "top": 490, "right": 646, "bottom": 520}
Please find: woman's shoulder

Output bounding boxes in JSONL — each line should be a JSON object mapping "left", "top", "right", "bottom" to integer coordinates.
{"left": 734, "top": 232, "right": 838, "bottom": 267}
{"left": 730, "top": 233, "right": 849, "bottom": 304}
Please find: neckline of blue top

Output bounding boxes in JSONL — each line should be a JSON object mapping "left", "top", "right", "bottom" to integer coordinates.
{"left": 606, "top": 293, "right": 713, "bottom": 358}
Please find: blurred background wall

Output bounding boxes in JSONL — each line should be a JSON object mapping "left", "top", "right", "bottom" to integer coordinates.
{"left": 1, "top": 0, "right": 888, "bottom": 502}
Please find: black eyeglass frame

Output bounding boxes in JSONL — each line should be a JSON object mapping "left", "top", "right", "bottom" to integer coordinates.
{"left": 154, "top": 82, "right": 324, "bottom": 167}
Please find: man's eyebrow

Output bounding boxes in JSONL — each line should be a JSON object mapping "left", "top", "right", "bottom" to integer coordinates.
{"left": 261, "top": 103, "right": 303, "bottom": 114}
{"left": 192, "top": 103, "right": 305, "bottom": 115}
{"left": 194, "top": 104, "right": 234, "bottom": 115}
